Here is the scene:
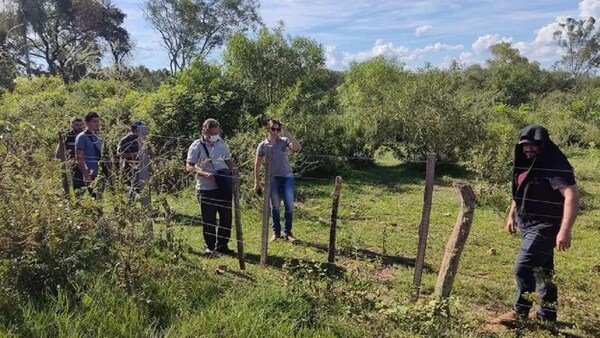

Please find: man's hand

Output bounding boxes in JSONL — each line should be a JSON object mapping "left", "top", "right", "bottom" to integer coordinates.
{"left": 204, "top": 172, "right": 215, "bottom": 181}
{"left": 556, "top": 230, "right": 572, "bottom": 251}
{"left": 506, "top": 217, "right": 516, "bottom": 235}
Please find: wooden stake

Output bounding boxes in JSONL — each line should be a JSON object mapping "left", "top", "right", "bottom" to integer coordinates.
{"left": 260, "top": 147, "right": 273, "bottom": 267}
{"left": 233, "top": 170, "right": 246, "bottom": 270}
{"left": 328, "top": 176, "right": 343, "bottom": 268}
{"left": 434, "top": 183, "right": 476, "bottom": 299}
{"left": 412, "top": 153, "right": 436, "bottom": 300}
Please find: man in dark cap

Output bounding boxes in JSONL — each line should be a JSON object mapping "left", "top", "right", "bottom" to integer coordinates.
{"left": 491, "top": 125, "right": 580, "bottom": 325}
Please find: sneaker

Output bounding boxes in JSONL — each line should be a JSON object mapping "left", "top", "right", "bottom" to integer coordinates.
{"left": 284, "top": 233, "right": 297, "bottom": 243}
{"left": 216, "top": 246, "right": 235, "bottom": 255}
{"left": 488, "top": 310, "right": 526, "bottom": 325}
{"left": 270, "top": 234, "right": 281, "bottom": 242}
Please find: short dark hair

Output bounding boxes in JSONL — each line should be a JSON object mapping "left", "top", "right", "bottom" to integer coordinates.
{"left": 84, "top": 111, "right": 100, "bottom": 122}
{"left": 70, "top": 117, "right": 83, "bottom": 124}
{"left": 202, "top": 118, "right": 220, "bottom": 130}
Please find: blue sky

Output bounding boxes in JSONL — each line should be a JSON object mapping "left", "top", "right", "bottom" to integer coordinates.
{"left": 114, "top": 0, "right": 600, "bottom": 70}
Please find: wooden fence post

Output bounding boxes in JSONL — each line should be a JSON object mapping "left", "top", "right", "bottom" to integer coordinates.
{"left": 328, "top": 176, "right": 343, "bottom": 269}
{"left": 412, "top": 153, "right": 436, "bottom": 300}
{"left": 260, "top": 147, "right": 273, "bottom": 267}
{"left": 233, "top": 170, "right": 245, "bottom": 270}
{"left": 152, "top": 175, "right": 174, "bottom": 244}
{"left": 434, "top": 183, "right": 476, "bottom": 299}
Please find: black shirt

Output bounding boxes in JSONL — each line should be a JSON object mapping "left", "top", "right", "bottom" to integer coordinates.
{"left": 64, "top": 129, "right": 79, "bottom": 160}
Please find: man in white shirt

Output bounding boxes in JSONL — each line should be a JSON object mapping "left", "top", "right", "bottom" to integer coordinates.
{"left": 186, "top": 118, "right": 237, "bottom": 254}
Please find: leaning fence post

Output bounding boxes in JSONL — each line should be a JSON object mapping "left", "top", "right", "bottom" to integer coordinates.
{"left": 233, "top": 170, "right": 245, "bottom": 270}
{"left": 412, "top": 153, "right": 436, "bottom": 301}
{"left": 434, "top": 182, "right": 476, "bottom": 299}
{"left": 328, "top": 176, "right": 343, "bottom": 270}
{"left": 260, "top": 147, "right": 273, "bottom": 267}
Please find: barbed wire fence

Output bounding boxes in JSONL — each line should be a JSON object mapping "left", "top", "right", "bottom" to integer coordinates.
{"left": 6, "top": 130, "right": 599, "bottom": 307}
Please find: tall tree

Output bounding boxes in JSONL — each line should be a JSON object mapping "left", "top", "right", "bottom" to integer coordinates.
{"left": 0, "top": 7, "right": 18, "bottom": 91}
{"left": 224, "top": 24, "right": 326, "bottom": 110}
{"left": 485, "top": 42, "right": 550, "bottom": 106}
{"left": 143, "top": 0, "right": 261, "bottom": 75}
{"left": 0, "top": 0, "right": 131, "bottom": 83}
{"left": 554, "top": 16, "right": 600, "bottom": 78}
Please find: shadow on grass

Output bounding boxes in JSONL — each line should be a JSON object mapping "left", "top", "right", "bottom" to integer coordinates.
{"left": 298, "top": 162, "right": 474, "bottom": 193}
{"left": 242, "top": 252, "right": 347, "bottom": 278}
{"left": 293, "top": 239, "right": 434, "bottom": 273}
{"left": 243, "top": 252, "right": 287, "bottom": 270}
{"left": 170, "top": 212, "right": 202, "bottom": 226}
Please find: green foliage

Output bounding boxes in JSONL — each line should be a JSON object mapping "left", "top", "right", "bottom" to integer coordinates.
{"left": 224, "top": 24, "right": 327, "bottom": 111}
{"left": 337, "top": 57, "right": 406, "bottom": 159}
{"left": 339, "top": 59, "right": 484, "bottom": 162}
{"left": 485, "top": 42, "right": 553, "bottom": 106}
{"left": 467, "top": 104, "right": 527, "bottom": 184}
{"left": 0, "top": 123, "right": 112, "bottom": 299}
{"left": 531, "top": 88, "right": 600, "bottom": 147}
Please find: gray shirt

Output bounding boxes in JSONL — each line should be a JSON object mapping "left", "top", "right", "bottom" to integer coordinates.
{"left": 187, "top": 138, "right": 231, "bottom": 190}
{"left": 256, "top": 137, "right": 293, "bottom": 177}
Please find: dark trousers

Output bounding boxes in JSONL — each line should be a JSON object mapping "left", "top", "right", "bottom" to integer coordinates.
{"left": 73, "top": 173, "right": 99, "bottom": 200}
{"left": 197, "top": 189, "right": 232, "bottom": 250}
{"left": 514, "top": 227, "right": 558, "bottom": 320}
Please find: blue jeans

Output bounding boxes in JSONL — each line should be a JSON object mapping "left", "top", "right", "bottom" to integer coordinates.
{"left": 270, "top": 176, "right": 295, "bottom": 236}
{"left": 514, "top": 227, "right": 558, "bottom": 320}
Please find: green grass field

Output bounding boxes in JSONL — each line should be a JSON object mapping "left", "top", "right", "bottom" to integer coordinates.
{"left": 3, "top": 150, "right": 599, "bottom": 337}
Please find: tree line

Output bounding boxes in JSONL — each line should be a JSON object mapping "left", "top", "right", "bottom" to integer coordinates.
{"left": 1, "top": 3, "right": 600, "bottom": 188}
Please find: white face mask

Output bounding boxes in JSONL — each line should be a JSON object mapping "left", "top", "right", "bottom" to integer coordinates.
{"left": 208, "top": 134, "right": 220, "bottom": 142}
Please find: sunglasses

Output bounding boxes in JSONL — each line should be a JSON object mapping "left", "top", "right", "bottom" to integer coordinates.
{"left": 270, "top": 127, "right": 281, "bottom": 132}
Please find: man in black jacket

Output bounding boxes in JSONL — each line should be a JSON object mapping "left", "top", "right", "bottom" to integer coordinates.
{"left": 55, "top": 117, "right": 84, "bottom": 193}
{"left": 492, "top": 125, "right": 580, "bottom": 325}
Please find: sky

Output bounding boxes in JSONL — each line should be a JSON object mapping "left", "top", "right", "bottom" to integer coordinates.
{"left": 114, "top": 0, "right": 600, "bottom": 71}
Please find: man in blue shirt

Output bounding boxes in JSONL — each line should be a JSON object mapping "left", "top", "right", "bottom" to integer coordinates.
{"left": 74, "top": 112, "right": 103, "bottom": 198}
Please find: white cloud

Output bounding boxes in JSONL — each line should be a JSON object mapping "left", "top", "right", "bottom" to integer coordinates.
{"left": 472, "top": 34, "right": 513, "bottom": 54}
{"left": 415, "top": 25, "right": 432, "bottom": 37}
{"left": 511, "top": 17, "right": 567, "bottom": 64}
{"left": 343, "top": 40, "right": 463, "bottom": 66}
{"left": 531, "top": 19, "right": 564, "bottom": 45}
{"left": 325, "top": 45, "right": 339, "bottom": 68}
{"left": 579, "top": 0, "right": 600, "bottom": 18}
{"left": 414, "top": 42, "right": 463, "bottom": 53}
{"left": 343, "top": 39, "right": 411, "bottom": 64}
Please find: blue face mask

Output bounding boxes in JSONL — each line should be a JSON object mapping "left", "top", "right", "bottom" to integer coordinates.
{"left": 209, "top": 134, "right": 220, "bottom": 142}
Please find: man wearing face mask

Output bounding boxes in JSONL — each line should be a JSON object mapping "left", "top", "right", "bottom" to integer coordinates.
{"left": 490, "top": 124, "right": 579, "bottom": 325}
{"left": 186, "top": 118, "right": 237, "bottom": 254}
